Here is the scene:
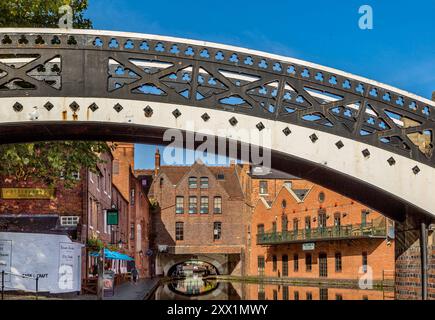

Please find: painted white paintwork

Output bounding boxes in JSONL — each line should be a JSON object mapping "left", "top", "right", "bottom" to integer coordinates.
{"left": 1, "top": 28, "right": 434, "bottom": 108}
{"left": 0, "top": 96, "right": 433, "bottom": 217}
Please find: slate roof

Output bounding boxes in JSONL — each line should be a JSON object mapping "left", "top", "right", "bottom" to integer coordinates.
{"left": 293, "top": 189, "right": 310, "bottom": 201}
{"left": 0, "top": 214, "right": 76, "bottom": 236}
{"left": 249, "top": 165, "right": 301, "bottom": 180}
{"left": 135, "top": 163, "right": 244, "bottom": 200}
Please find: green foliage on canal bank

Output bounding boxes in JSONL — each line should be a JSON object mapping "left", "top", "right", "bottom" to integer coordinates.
{"left": 0, "top": 142, "right": 113, "bottom": 189}
{"left": 0, "top": 1, "right": 112, "bottom": 189}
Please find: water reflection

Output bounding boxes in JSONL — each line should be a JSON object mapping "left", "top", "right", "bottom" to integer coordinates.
{"left": 153, "top": 278, "right": 394, "bottom": 300}
{"left": 168, "top": 276, "right": 219, "bottom": 296}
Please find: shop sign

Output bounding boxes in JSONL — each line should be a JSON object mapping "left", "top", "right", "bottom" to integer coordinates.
{"left": 1, "top": 188, "right": 55, "bottom": 199}
{"left": 107, "top": 209, "right": 119, "bottom": 226}
{"left": 302, "top": 243, "right": 315, "bottom": 251}
{"left": 103, "top": 271, "right": 115, "bottom": 297}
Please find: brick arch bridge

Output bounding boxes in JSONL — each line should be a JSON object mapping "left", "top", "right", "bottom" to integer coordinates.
{"left": 160, "top": 254, "right": 226, "bottom": 276}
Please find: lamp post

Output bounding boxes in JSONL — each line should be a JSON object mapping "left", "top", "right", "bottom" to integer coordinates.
{"left": 97, "top": 246, "right": 105, "bottom": 300}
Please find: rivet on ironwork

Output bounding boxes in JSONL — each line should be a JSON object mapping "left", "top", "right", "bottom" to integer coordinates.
{"left": 229, "top": 117, "right": 238, "bottom": 126}
{"left": 144, "top": 106, "right": 153, "bottom": 117}
{"left": 44, "top": 102, "right": 54, "bottom": 111}
{"left": 412, "top": 166, "right": 420, "bottom": 175}
{"left": 114, "top": 103, "right": 123, "bottom": 113}
{"left": 89, "top": 103, "right": 99, "bottom": 112}
{"left": 69, "top": 101, "right": 80, "bottom": 112}
{"left": 13, "top": 102, "right": 23, "bottom": 112}
{"left": 362, "top": 149, "right": 371, "bottom": 158}
{"left": 310, "top": 134, "right": 318, "bottom": 143}
{"left": 172, "top": 109, "right": 181, "bottom": 118}
{"left": 256, "top": 122, "right": 265, "bottom": 131}
{"left": 283, "top": 127, "right": 291, "bottom": 136}
{"left": 387, "top": 157, "right": 396, "bottom": 166}
{"left": 335, "top": 141, "right": 344, "bottom": 149}
{"left": 201, "top": 113, "right": 210, "bottom": 122}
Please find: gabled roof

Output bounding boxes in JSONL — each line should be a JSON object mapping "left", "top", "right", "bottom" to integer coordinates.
{"left": 255, "top": 197, "right": 272, "bottom": 210}
{"left": 134, "top": 169, "right": 154, "bottom": 177}
{"left": 0, "top": 214, "right": 74, "bottom": 236}
{"left": 254, "top": 185, "right": 312, "bottom": 212}
{"left": 293, "top": 189, "right": 311, "bottom": 201}
{"left": 137, "top": 162, "right": 245, "bottom": 199}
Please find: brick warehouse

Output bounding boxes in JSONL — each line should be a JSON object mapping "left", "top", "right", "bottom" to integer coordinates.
{"left": 237, "top": 164, "right": 395, "bottom": 290}
{"left": 135, "top": 151, "right": 250, "bottom": 276}
{"left": 111, "top": 143, "right": 152, "bottom": 278}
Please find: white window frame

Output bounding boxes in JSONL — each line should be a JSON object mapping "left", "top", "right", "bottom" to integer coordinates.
{"left": 103, "top": 210, "right": 108, "bottom": 234}
{"left": 60, "top": 216, "right": 80, "bottom": 227}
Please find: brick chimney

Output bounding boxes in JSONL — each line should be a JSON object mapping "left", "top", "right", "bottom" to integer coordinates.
{"left": 432, "top": 91, "right": 435, "bottom": 101}
{"left": 154, "top": 147, "right": 161, "bottom": 176}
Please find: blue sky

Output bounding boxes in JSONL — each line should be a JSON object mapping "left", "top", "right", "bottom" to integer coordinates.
{"left": 85, "top": 0, "right": 435, "bottom": 169}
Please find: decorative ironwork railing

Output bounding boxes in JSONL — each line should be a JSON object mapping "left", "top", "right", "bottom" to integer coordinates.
{"left": 257, "top": 222, "right": 386, "bottom": 245}
{"left": 0, "top": 29, "right": 433, "bottom": 167}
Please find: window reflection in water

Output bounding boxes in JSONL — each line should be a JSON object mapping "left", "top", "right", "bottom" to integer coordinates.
{"left": 168, "top": 277, "right": 219, "bottom": 296}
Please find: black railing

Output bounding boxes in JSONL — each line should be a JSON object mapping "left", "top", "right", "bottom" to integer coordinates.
{"left": 1, "top": 270, "right": 39, "bottom": 300}
{"left": 257, "top": 222, "right": 386, "bottom": 245}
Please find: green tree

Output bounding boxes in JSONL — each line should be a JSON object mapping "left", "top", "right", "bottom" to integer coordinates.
{"left": 0, "top": 0, "right": 92, "bottom": 29}
{"left": 0, "top": 1, "right": 111, "bottom": 188}
{"left": 0, "top": 142, "right": 114, "bottom": 188}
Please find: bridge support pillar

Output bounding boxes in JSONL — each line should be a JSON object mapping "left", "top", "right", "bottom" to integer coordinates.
{"left": 420, "top": 222, "right": 428, "bottom": 300}
{"left": 395, "top": 214, "right": 434, "bottom": 300}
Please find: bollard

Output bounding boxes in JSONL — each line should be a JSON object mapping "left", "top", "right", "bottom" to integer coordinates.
{"left": 1, "top": 270, "right": 4, "bottom": 300}
{"left": 35, "top": 276, "right": 39, "bottom": 300}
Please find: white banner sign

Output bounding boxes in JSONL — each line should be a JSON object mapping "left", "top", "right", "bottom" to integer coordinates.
{"left": 0, "top": 232, "right": 83, "bottom": 294}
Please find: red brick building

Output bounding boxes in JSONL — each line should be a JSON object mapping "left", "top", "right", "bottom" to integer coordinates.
{"left": 0, "top": 150, "right": 129, "bottom": 286}
{"left": 135, "top": 152, "right": 249, "bottom": 276}
{"left": 242, "top": 165, "right": 395, "bottom": 286}
{"left": 244, "top": 283, "right": 389, "bottom": 300}
{"left": 0, "top": 145, "right": 151, "bottom": 291}
{"left": 111, "top": 143, "right": 152, "bottom": 278}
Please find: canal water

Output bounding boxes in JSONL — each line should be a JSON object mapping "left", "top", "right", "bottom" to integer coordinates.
{"left": 152, "top": 276, "right": 393, "bottom": 300}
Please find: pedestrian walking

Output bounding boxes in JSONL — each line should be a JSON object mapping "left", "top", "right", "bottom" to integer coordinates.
{"left": 131, "top": 267, "right": 139, "bottom": 284}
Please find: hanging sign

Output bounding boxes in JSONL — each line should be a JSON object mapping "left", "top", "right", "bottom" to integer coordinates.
{"left": 107, "top": 209, "right": 119, "bottom": 226}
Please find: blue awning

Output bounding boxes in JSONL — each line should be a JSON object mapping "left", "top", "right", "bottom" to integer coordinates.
{"left": 89, "top": 248, "right": 134, "bottom": 261}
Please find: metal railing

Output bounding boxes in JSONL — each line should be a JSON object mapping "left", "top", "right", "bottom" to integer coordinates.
{"left": 257, "top": 222, "right": 387, "bottom": 245}
{"left": 1, "top": 270, "right": 39, "bottom": 300}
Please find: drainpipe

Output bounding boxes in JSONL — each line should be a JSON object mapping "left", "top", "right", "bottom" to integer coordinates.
{"left": 420, "top": 222, "right": 428, "bottom": 300}
{"left": 84, "top": 170, "right": 89, "bottom": 282}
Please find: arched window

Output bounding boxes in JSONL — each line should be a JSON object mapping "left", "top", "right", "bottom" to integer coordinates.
{"left": 200, "top": 177, "right": 209, "bottom": 189}
{"left": 281, "top": 215, "right": 288, "bottom": 232}
{"left": 214, "top": 197, "right": 222, "bottom": 214}
{"left": 188, "top": 177, "right": 197, "bottom": 188}
{"left": 334, "top": 212, "right": 341, "bottom": 227}
{"left": 318, "top": 191, "right": 326, "bottom": 203}
{"left": 282, "top": 255, "right": 289, "bottom": 277}
{"left": 175, "top": 222, "right": 184, "bottom": 241}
